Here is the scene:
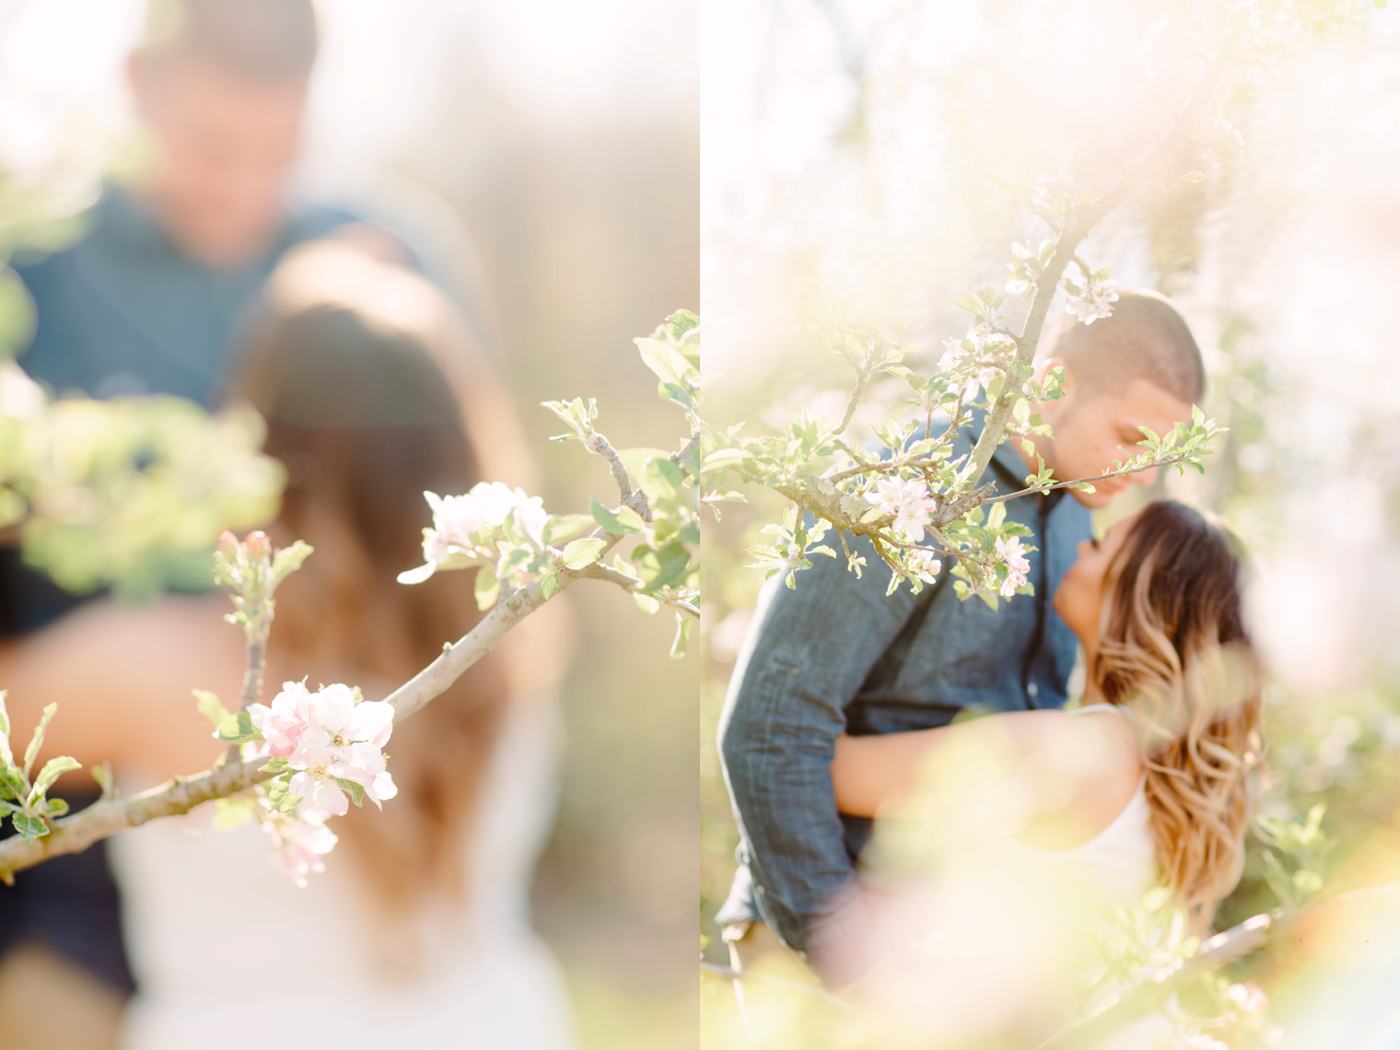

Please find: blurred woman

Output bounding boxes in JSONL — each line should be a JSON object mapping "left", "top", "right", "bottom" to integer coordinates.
{"left": 0, "top": 238, "right": 577, "bottom": 1048}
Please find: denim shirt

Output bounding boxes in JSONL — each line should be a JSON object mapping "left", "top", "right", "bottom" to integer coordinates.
{"left": 715, "top": 411, "right": 1091, "bottom": 961}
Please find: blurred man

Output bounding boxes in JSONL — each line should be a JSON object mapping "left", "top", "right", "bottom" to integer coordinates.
{"left": 13, "top": 0, "right": 341, "bottom": 408}
{"left": 1, "top": 4, "right": 407, "bottom": 1046}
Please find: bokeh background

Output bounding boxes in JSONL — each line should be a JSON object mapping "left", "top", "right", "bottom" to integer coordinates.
{"left": 2, "top": 2, "right": 697, "bottom": 1046}
{"left": 701, "top": 0, "right": 1400, "bottom": 1043}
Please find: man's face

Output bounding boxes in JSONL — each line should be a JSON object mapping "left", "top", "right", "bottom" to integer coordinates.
{"left": 129, "top": 54, "right": 308, "bottom": 268}
{"left": 1038, "top": 366, "right": 1195, "bottom": 510}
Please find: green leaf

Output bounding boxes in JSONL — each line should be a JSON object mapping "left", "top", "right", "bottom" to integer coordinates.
{"left": 661, "top": 308, "right": 699, "bottom": 340}
{"left": 30, "top": 755, "right": 80, "bottom": 801}
{"left": 639, "top": 541, "right": 692, "bottom": 594}
{"left": 260, "top": 757, "right": 290, "bottom": 774}
{"left": 194, "top": 689, "right": 233, "bottom": 732}
{"left": 45, "top": 797, "right": 69, "bottom": 818}
{"left": 539, "top": 571, "right": 560, "bottom": 601}
{"left": 590, "top": 496, "right": 645, "bottom": 536}
{"left": 473, "top": 564, "right": 501, "bottom": 610}
{"left": 636, "top": 337, "right": 694, "bottom": 391}
{"left": 269, "top": 541, "right": 314, "bottom": 587}
{"left": 23, "top": 703, "right": 57, "bottom": 778}
{"left": 539, "top": 397, "right": 596, "bottom": 442}
{"left": 11, "top": 811, "right": 48, "bottom": 842}
{"left": 0, "top": 689, "right": 9, "bottom": 740}
{"left": 334, "top": 777, "right": 367, "bottom": 808}
{"left": 216, "top": 710, "right": 256, "bottom": 744}
{"left": 542, "top": 513, "right": 595, "bottom": 545}
{"left": 561, "top": 537, "right": 607, "bottom": 570}
{"left": 700, "top": 448, "right": 753, "bottom": 474}
{"left": 91, "top": 762, "right": 113, "bottom": 798}
{"left": 0, "top": 766, "right": 26, "bottom": 802}
{"left": 213, "top": 796, "right": 257, "bottom": 829}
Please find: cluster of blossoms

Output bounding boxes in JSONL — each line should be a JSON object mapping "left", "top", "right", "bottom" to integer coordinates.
{"left": 867, "top": 476, "right": 936, "bottom": 542}
{"left": 995, "top": 535, "right": 1031, "bottom": 598}
{"left": 1063, "top": 268, "right": 1120, "bottom": 325}
{"left": 401, "top": 482, "right": 550, "bottom": 587}
{"left": 248, "top": 681, "right": 397, "bottom": 884}
{"left": 938, "top": 327, "right": 1017, "bottom": 399}
{"left": 903, "top": 548, "right": 943, "bottom": 583}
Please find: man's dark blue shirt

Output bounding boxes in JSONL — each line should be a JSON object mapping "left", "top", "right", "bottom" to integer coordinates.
{"left": 715, "top": 412, "right": 1093, "bottom": 971}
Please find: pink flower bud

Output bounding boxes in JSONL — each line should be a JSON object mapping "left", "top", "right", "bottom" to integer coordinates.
{"left": 245, "top": 531, "right": 272, "bottom": 560}
{"left": 217, "top": 531, "right": 240, "bottom": 559}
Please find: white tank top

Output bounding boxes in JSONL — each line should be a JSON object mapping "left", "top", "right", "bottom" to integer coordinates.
{"left": 1009, "top": 702, "right": 1158, "bottom": 906}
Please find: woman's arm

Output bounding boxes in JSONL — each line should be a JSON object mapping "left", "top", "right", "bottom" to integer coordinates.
{"left": 0, "top": 596, "right": 244, "bottom": 785}
{"left": 830, "top": 708, "right": 1142, "bottom": 843}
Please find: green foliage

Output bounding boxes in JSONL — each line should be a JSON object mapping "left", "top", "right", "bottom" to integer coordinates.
{"left": 0, "top": 693, "right": 80, "bottom": 843}
{"left": 2, "top": 394, "right": 284, "bottom": 597}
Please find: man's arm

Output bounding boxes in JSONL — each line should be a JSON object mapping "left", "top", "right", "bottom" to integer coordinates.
{"left": 717, "top": 527, "right": 929, "bottom": 968}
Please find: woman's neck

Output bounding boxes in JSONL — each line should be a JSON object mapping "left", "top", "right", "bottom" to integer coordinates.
{"left": 1081, "top": 671, "right": 1106, "bottom": 705}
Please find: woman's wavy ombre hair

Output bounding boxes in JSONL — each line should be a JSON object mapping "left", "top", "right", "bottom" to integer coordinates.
{"left": 1092, "top": 499, "right": 1263, "bottom": 929}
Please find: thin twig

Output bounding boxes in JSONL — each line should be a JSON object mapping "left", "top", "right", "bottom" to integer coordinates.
{"left": 588, "top": 431, "right": 652, "bottom": 522}
{"left": 982, "top": 452, "right": 1194, "bottom": 505}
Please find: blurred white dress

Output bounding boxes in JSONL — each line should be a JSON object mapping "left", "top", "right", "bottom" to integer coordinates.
{"left": 855, "top": 702, "right": 1173, "bottom": 1047}
{"left": 110, "top": 697, "right": 574, "bottom": 1050}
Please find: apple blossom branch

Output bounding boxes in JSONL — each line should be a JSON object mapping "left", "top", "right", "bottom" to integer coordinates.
{"left": 981, "top": 449, "right": 1201, "bottom": 506}
{"left": 0, "top": 541, "right": 610, "bottom": 881}
{"left": 963, "top": 70, "right": 1217, "bottom": 490}
{"left": 0, "top": 306, "right": 702, "bottom": 881}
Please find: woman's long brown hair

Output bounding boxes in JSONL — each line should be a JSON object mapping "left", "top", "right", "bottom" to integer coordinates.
{"left": 1092, "top": 499, "right": 1263, "bottom": 930}
{"left": 222, "top": 239, "right": 570, "bottom": 944}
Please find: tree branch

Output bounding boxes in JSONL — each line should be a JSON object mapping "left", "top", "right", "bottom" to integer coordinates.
{"left": 964, "top": 74, "right": 1215, "bottom": 487}
{"left": 0, "top": 554, "right": 605, "bottom": 880}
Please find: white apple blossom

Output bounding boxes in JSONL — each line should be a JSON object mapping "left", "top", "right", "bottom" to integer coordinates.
{"left": 423, "top": 483, "right": 548, "bottom": 563}
{"left": 251, "top": 681, "right": 397, "bottom": 823}
{"left": 258, "top": 801, "right": 338, "bottom": 888}
{"left": 938, "top": 328, "right": 1016, "bottom": 398}
{"left": 995, "top": 535, "right": 1031, "bottom": 598}
{"left": 283, "top": 684, "right": 397, "bottom": 815}
{"left": 1064, "top": 273, "right": 1120, "bottom": 325}
{"left": 904, "top": 548, "right": 943, "bottom": 583}
{"left": 402, "top": 483, "right": 551, "bottom": 586}
{"left": 867, "top": 476, "right": 935, "bottom": 541}
{"left": 248, "top": 679, "right": 314, "bottom": 758}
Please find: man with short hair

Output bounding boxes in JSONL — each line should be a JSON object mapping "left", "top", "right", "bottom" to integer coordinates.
{"left": 714, "top": 289, "right": 1206, "bottom": 990}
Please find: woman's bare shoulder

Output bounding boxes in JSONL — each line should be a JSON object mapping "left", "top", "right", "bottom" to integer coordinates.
{"left": 1015, "top": 705, "right": 1144, "bottom": 849}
